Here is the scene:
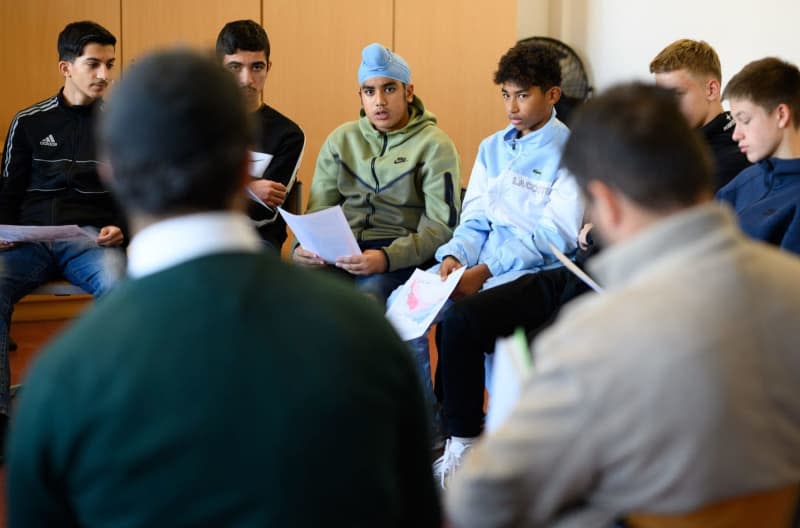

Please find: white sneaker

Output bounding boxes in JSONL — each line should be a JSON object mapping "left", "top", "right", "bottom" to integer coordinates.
{"left": 432, "top": 437, "right": 472, "bottom": 489}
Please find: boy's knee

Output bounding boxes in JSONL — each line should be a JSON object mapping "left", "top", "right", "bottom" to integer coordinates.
{"left": 90, "top": 249, "right": 126, "bottom": 296}
{"left": 439, "top": 301, "right": 474, "bottom": 337}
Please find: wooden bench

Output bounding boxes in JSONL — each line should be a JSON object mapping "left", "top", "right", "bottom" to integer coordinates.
{"left": 12, "top": 281, "right": 93, "bottom": 322}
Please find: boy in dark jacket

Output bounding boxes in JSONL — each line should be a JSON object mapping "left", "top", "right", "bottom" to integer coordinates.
{"left": 717, "top": 57, "right": 800, "bottom": 255}
{"left": 216, "top": 20, "right": 305, "bottom": 251}
{"left": 0, "top": 21, "right": 126, "bottom": 447}
{"left": 650, "top": 38, "right": 750, "bottom": 190}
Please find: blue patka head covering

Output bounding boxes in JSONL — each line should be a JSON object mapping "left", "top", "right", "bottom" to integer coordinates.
{"left": 358, "top": 43, "right": 411, "bottom": 85}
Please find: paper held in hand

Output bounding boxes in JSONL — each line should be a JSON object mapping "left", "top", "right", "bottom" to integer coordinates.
{"left": 0, "top": 224, "right": 95, "bottom": 243}
{"left": 278, "top": 205, "right": 361, "bottom": 263}
{"left": 384, "top": 266, "right": 466, "bottom": 341}
{"left": 246, "top": 151, "right": 275, "bottom": 210}
{"left": 548, "top": 242, "right": 603, "bottom": 293}
{"left": 248, "top": 151, "right": 273, "bottom": 178}
{"left": 486, "top": 327, "right": 533, "bottom": 432}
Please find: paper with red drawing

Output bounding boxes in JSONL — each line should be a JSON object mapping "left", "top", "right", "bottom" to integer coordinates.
{"left": 385, "top": 266, "right": 466, "bottom": 340}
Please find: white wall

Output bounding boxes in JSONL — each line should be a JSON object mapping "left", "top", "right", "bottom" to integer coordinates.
{"left": 518, "top": 0, "right": 800, "bottom": 93}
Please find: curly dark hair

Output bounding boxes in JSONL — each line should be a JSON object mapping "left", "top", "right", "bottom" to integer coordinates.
{"left": 494, "top": 42, "right": 562, "bottom": 90}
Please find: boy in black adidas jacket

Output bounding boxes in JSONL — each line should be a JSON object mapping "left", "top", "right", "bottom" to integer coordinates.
{"left": 0, "top": 21, "right": 126, "bottom": 448}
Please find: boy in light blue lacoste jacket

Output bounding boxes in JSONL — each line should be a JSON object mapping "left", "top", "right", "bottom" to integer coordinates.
{"left": 390, "top": 42, "right": 584, "bottom": 456}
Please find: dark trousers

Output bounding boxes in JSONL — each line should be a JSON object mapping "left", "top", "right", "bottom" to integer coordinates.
{"left": 434, "top": 266, "right": 591, "bottom": 437}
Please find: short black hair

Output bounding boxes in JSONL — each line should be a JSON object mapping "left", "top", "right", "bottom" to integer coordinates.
{"left": 494, "top": 42, "right": 561, "bottom": 90}
{"left": 99, "top": 49, "right": 252, "bottom": 215}
{"left": 216, "top": 20, "right": 270, "bottom": 61}
{"left": 561, "top": 82, "right": 712, "bottom": 211}
{"left": 723, "top": 57, "right": 800, "bottom": 128}
{"left": 57, "top": 20, "right": 116, "bottom": 62}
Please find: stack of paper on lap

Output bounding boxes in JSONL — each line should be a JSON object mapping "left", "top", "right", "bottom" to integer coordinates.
{"left": 0, "top": 225, "right": 95, "bottom": 243}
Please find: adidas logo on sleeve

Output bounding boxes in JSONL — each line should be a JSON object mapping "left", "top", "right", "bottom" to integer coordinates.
{"left": 39, "top": 134, "right": 58, "bottom": 147}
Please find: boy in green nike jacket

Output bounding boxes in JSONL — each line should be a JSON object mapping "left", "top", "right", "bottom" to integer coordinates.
{"left": 293, "top": 42, "right": 461, "bottom": 303}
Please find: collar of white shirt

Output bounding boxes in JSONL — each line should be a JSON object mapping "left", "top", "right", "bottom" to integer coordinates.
{"left": 127, "top": 212, "right": 262, "bottom": 279}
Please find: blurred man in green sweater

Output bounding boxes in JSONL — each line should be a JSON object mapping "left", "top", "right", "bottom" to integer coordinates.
{"left": 7, "top": 49, "right": 440, "bottom": 528}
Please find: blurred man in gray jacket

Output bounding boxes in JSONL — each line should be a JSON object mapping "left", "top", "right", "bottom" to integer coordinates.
{"left": 446, "top": 82, "right": 800, "bottom": 528}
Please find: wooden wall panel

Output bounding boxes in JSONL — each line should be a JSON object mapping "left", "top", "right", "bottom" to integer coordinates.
{"left": 0, "top": 0, "right": 121, "bottom": 147}
{"left": 261, "top": 0, "right": 394, "bottom": 209}
{"left": 396, "top": 1, "right": 517, "bottom": 187}
{"left": 2, "top": 0, "right": 518, "bottom": 203}
{"left": 121, "top": 0, "right": 260, "bottom": 66}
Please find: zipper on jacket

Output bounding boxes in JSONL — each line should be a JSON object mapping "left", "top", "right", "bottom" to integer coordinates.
{"left": 361, "top": 193, "right": 377, "bottom": 240}
{"left": 370, "top": 132, "right": 388, "bottom": 191}
{"left": 68, "top": 112, "right": 80, "bottom": 188}
{"left": 444, "top": 172, "right": 457, "bottom": 227}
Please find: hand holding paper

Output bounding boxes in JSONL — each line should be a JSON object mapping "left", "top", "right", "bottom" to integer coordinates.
{"left": 385, "top": 266, "right": 466, "bottom": 341}
{"left": 335, "top": 249, "right": 387, "bottom": 275}
{"left": 246, "top": 151, "right": 279, "bottom": 210}
{"left": 249, "top": 179, "right": 287, "bottom": 208}
{"left": 439, "top": 255, "right": 463, "bottom": 279}
{"left": 279, "top": 205, "right": 361, "bottom": 264}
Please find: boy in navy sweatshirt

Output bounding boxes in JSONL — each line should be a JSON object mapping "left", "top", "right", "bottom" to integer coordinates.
{"left": 717, "top": 57, "right": 800, "bottom": 254}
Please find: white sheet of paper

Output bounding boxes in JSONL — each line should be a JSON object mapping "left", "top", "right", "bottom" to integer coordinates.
{"left": 385, "top": 266, "right": 467, "bottom": 341}
{"left": 486, "top": 328, "right": 532, "bottom": 432}
{"left": 278, "top": 205, "right": 361, "bottom": 263}
{"left": 0, "top": 224, "right": 95, "bottom": 242}
{"left": 548, "top": 242, "right": 604, "bottom": 293}
{"left": 248, "top": 151, "right": 274, "bottom": 178}
{"left": 246, "top": 151, "right": 275, "bottom": 209}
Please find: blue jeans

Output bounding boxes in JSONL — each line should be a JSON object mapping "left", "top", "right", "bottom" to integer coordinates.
{"left": 0, "top": 234, "right": 126, "bottom": 414}
{"left": 353, "top": 267, "right": 415, "bottom": 305}
{"left": 387, "top": 271, "right": 450, "bottom": 447}
{"left": 324, "top": 263, "right": 416, "bottom": 306}
{"left": 351, "top": 238, "right": 420, "bottom": 304}
{"left": 406, "top": 302, "right": 450, "bottom": 447}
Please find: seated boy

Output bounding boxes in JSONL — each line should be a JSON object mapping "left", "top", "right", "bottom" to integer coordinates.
{"left": 401, "top": 42, "right": 583, "bottom": 469}
{"left": 292, "top": 43, "right": 460, "bottom": 303}
{"left": 717, "top": 57, "right": 800, "bottom": 254}
{"left": 650, "top": 38, "right": 750, "bottom": 190}
{"left": 446, "top": 81, "right": 800, "bottom": 528}
{"left": 216, "top": 20, "right": 305, "bottom": 251}
{"left": 0, "top": 21, "right": 126, "bottom": 447}
{"left": 432, "top": 38, "right": 753, "bottom": 488}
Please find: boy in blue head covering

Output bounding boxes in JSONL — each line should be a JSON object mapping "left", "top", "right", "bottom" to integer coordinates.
{"left": 293, "top": 43, "right": 461, "bottom": 304}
